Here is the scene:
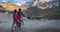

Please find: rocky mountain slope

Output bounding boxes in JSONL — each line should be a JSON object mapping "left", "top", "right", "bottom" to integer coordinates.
{"left": 0, "top": 2, "right": 28, "bottom": 11}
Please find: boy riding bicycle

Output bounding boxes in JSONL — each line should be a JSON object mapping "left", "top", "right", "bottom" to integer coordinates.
{"left": 18, "top": 8, "right": 25, "bottom": 28}
{"left": 12, "top": 8, "right": 25, "bottom": 32}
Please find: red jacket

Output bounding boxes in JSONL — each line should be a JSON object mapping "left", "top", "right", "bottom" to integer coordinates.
{"left": 13, "top": 12, "right": 19, "bottom": 21}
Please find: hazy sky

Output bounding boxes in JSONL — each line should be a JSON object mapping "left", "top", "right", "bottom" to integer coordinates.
{"left": 0, "top": 0, "right": 54, "bottom": 6}
{"left": 0, "top": 0, "right": 31, "bottom": 2}
{"left": 0, "top": 0, "right": 31, "bottom": 5}
{"left": 0, "top": 0, "right": 54, "bottom": 2}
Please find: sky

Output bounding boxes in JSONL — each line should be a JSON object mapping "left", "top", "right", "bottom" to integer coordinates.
{"left": 0, "top": 0, "right": 31, "bottom": 2}
{"left": 0, "top": 0, "right": 54, "bottom": 6}
{"left": 0, "top": 0, "right": 32, "bottom": 6}
{"left": 0, "top": 0, "right": 54, "bottom": 3}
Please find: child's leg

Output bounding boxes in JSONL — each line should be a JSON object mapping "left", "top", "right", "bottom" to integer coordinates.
{"left": 12, "top": 20, "right": 15, "bottom": 32}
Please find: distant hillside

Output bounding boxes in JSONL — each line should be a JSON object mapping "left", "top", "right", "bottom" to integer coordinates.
{"left": 24, "top": 4, "right": 60, "bottom": 19}
{"left": 0, "top": 2, "right": 28, "bottom": 11}
{"left": 23, "top": 0, "right": 60, "bottom": 10}
{"left": 0, "top": 5, "right": 7, "bottom": 12}
{"left": 0, "top": 5, "right": 5, "bottom": 10}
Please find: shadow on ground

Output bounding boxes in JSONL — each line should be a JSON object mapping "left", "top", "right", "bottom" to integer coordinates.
{"left": 35, "top": 27, "right": 60, "bottom": 32}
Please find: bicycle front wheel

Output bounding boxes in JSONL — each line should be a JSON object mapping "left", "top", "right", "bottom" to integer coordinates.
{"left": 12, "top": 23, "right": 20, "bottom": 32}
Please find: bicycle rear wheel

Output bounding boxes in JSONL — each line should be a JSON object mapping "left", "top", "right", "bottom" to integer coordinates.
{"left": 21, "top": 21, "right": 24, "bottom": 29}
{"left": 12, "top": 23, "right": 20, "bottom": 32}
{"left": 18, "top": 20, "right": 24, "bottom": 32}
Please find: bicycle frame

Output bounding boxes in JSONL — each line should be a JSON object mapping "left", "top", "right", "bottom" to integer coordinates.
{"left": 12, "top": 20, "right": 24, "bottom": 32}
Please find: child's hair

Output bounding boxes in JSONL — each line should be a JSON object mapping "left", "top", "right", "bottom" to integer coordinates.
{"left": 14, "top": 9, "right": 17, "bottom": 12}
{"left": 19, "top": 8, "right": 21, "bottom": 11}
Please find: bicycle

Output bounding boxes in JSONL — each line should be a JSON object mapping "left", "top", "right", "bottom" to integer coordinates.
{"left": 12, "top": 19, "right": 24, "bottom": 32}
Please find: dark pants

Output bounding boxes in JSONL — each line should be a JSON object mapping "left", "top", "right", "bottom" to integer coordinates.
{"left": 12, "top": 20, "right": 21, "bottom": 27}
{"left": 12, "top": 20, "right": 21, "bottom": 32}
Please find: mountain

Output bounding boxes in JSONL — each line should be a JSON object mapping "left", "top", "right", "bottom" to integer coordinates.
{"left": 23, "top": 0, "right": 60, "bottom": 10}
{"left": 25, "top": 7, "right": 43, "bottom": 17}
{"left": 24, "top": 0, "right": 60, "bottom": 19}
{"left": 0, "top": 5, "right": 5, "bottom": 10}
{"left": 0, "top": 2, "right": 28, "bottom": 11}
{"left": 0, "top": 5, "right": 7, "bottom": 12}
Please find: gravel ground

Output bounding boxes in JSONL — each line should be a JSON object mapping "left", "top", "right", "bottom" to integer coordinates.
{"left": 0, "top": 13, "right": 60, "bottom": 32}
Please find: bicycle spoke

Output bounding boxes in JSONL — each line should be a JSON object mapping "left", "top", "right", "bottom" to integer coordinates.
{"left": 12, "top": 21, "right": 24, "bottom": 32}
